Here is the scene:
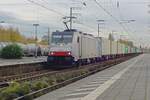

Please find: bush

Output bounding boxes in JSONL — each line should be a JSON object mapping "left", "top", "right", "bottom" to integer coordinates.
{"left": 0, "top": 82, "right": 32, "bottom": 100}
{"left": 80, "top": 70, "right": 88, "bottom": 75}
{"left": 0, "top": 82, "right": 20, "bottom": 100}
{"left": 55, "top": 75, "right": 66, "bottom": 83}
{"left": 18, "top": 82, "right": 31, "bottom": 96}
{"left": 43, "top": 77, "right": 55, "bottom": 86}
{"left": 32, "top": 81, "right": 48, "bottom": 91}
{"left": 1, "top": 44, "right": 23, "bottom": 59}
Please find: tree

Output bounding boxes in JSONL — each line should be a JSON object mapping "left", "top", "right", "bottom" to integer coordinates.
{"left": 0, "top": 27, "right": 26, "bottom": 43}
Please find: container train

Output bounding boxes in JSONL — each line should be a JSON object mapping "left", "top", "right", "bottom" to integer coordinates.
{"left": 47, "top": 29, "right": 142, "bottom": 67}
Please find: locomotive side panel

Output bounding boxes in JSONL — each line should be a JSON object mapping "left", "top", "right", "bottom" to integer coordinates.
{"left": 71, "top": 32, "right": 81, "bottom": 61}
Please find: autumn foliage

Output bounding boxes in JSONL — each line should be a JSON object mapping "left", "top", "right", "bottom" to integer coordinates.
{"left": 0, "top": 27, "right": 27, "bottom": 43}
{"left": 0, "top": 27, "right": 49, "bottom": 46}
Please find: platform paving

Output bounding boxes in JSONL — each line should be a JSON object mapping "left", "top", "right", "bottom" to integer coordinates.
{"left": 0, "top": 56, "right": 47, "bottom": 66}
{"left": 94, "top": 54, "right": 150, "bottom": 100}
{"left": 35, "top": 54, "right": 148, "bottom": 100}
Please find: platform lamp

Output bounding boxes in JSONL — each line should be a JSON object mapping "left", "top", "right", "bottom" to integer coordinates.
{"left": 97, "top": 20, "right": 105, "bottom": 37}
{"left": 33, "top": 23, "right": 39, "bottom": 58}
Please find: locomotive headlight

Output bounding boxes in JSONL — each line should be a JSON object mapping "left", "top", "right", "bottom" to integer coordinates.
{"left": 50, "top": 52, "right": 54, "bottom": 55}
{"left": 68, "top": 52, "right": 71, "bottom": 55}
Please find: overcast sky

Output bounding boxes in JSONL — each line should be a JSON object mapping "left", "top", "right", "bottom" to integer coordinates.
{"left": 0, "top": 0, "right": 149, "bottom": 47}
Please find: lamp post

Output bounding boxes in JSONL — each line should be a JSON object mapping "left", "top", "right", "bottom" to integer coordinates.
{"left": 33, "top": 23, "right": 39, "bottom": 58}
{"left": 48, "top": 27, "right": 50, "bottom": 46}
{"left": 97, "top": 20, "right": 105, "bottom": 37}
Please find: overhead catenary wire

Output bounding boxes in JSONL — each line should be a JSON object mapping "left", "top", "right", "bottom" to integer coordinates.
{"left": 40, "top": 0, "right": 49, "bottom": 4}
{"left": 0, "top": 0, "right": 102, "bottom": 33}
{"left": 0, "top": 1, "right": 148, "bottom": 6}
{"left": 0, "top": 3, "right": 32, "bottom": 6}
{"left": 93, "top": 0, "right": 130, "bottom": 34}
{"left": 26, "top": 0, "right": 96, "bottom": 32}
{"left": 26, "top": 0, "right": 65, "bottom": 16}
{"left": 113, "top": 1, "right": 137, "bottom": 39}
{"left": 109, "top": 0, "right": 126, "bottom": 33}
{"left": 76, "top": 22, "right": 96, "bottom": 31}
{"left": 113, "top": 1, "right": 131, "bottom": 34}
{"left": 109, "top": 0, "right": 143, "bottom": 45}
{"left": 110, "top": 0, "right": 129, "bottom": 38}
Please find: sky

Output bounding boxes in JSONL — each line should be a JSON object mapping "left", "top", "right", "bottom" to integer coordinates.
{"left": 0, "top": 0, "right": 149, "bottom": 47}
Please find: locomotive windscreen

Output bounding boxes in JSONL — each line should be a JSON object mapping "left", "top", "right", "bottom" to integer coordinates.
{"left": 51, "top": 32, "right": 73, "bottom": 44}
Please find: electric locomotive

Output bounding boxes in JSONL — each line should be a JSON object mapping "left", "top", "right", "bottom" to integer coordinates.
{"left": 47, "top": 29, "right": 101, "bottom": 67}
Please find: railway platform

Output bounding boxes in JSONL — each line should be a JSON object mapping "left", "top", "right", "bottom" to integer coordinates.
{"left": 0, "top": 56, "right": 47, "bottom": 67}
{"left": 35, "top": 54, "right": 150, "bottom": 100}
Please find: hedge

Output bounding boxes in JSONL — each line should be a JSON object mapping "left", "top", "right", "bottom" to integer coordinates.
{"left": 1, "top": 44, "right": 23, "bottom": 59}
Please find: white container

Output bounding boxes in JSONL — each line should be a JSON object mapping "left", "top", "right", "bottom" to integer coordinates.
{"left": 80, "top": 34, "right": 99, "bottom": 59}
{"left": 117, "top": 42, "right": 122, "bottom": 54}
{"left": 111, "top": 41, "right": 117, "bottom": 55}
{"left": 101, "top": 38, "right": 110, "bottom": 56}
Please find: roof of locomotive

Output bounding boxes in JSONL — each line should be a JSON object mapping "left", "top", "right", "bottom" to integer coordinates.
{"left": 53, "top": 29, "right": 94, "bottom": 37}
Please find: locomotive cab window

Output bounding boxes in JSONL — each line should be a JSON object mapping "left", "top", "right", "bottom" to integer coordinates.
{"left": 51, "top": 32, "right": 73, "bottom": 44}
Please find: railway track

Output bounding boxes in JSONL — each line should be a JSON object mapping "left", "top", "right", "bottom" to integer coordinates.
{"left": 0, "top": 67, "right": 77, "bottom": 88}
{"left": 0, "top": 55, "right": 136, "bottom": 89}
{"left": 0, "top": 69, "right": 55, "bottom": 82}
